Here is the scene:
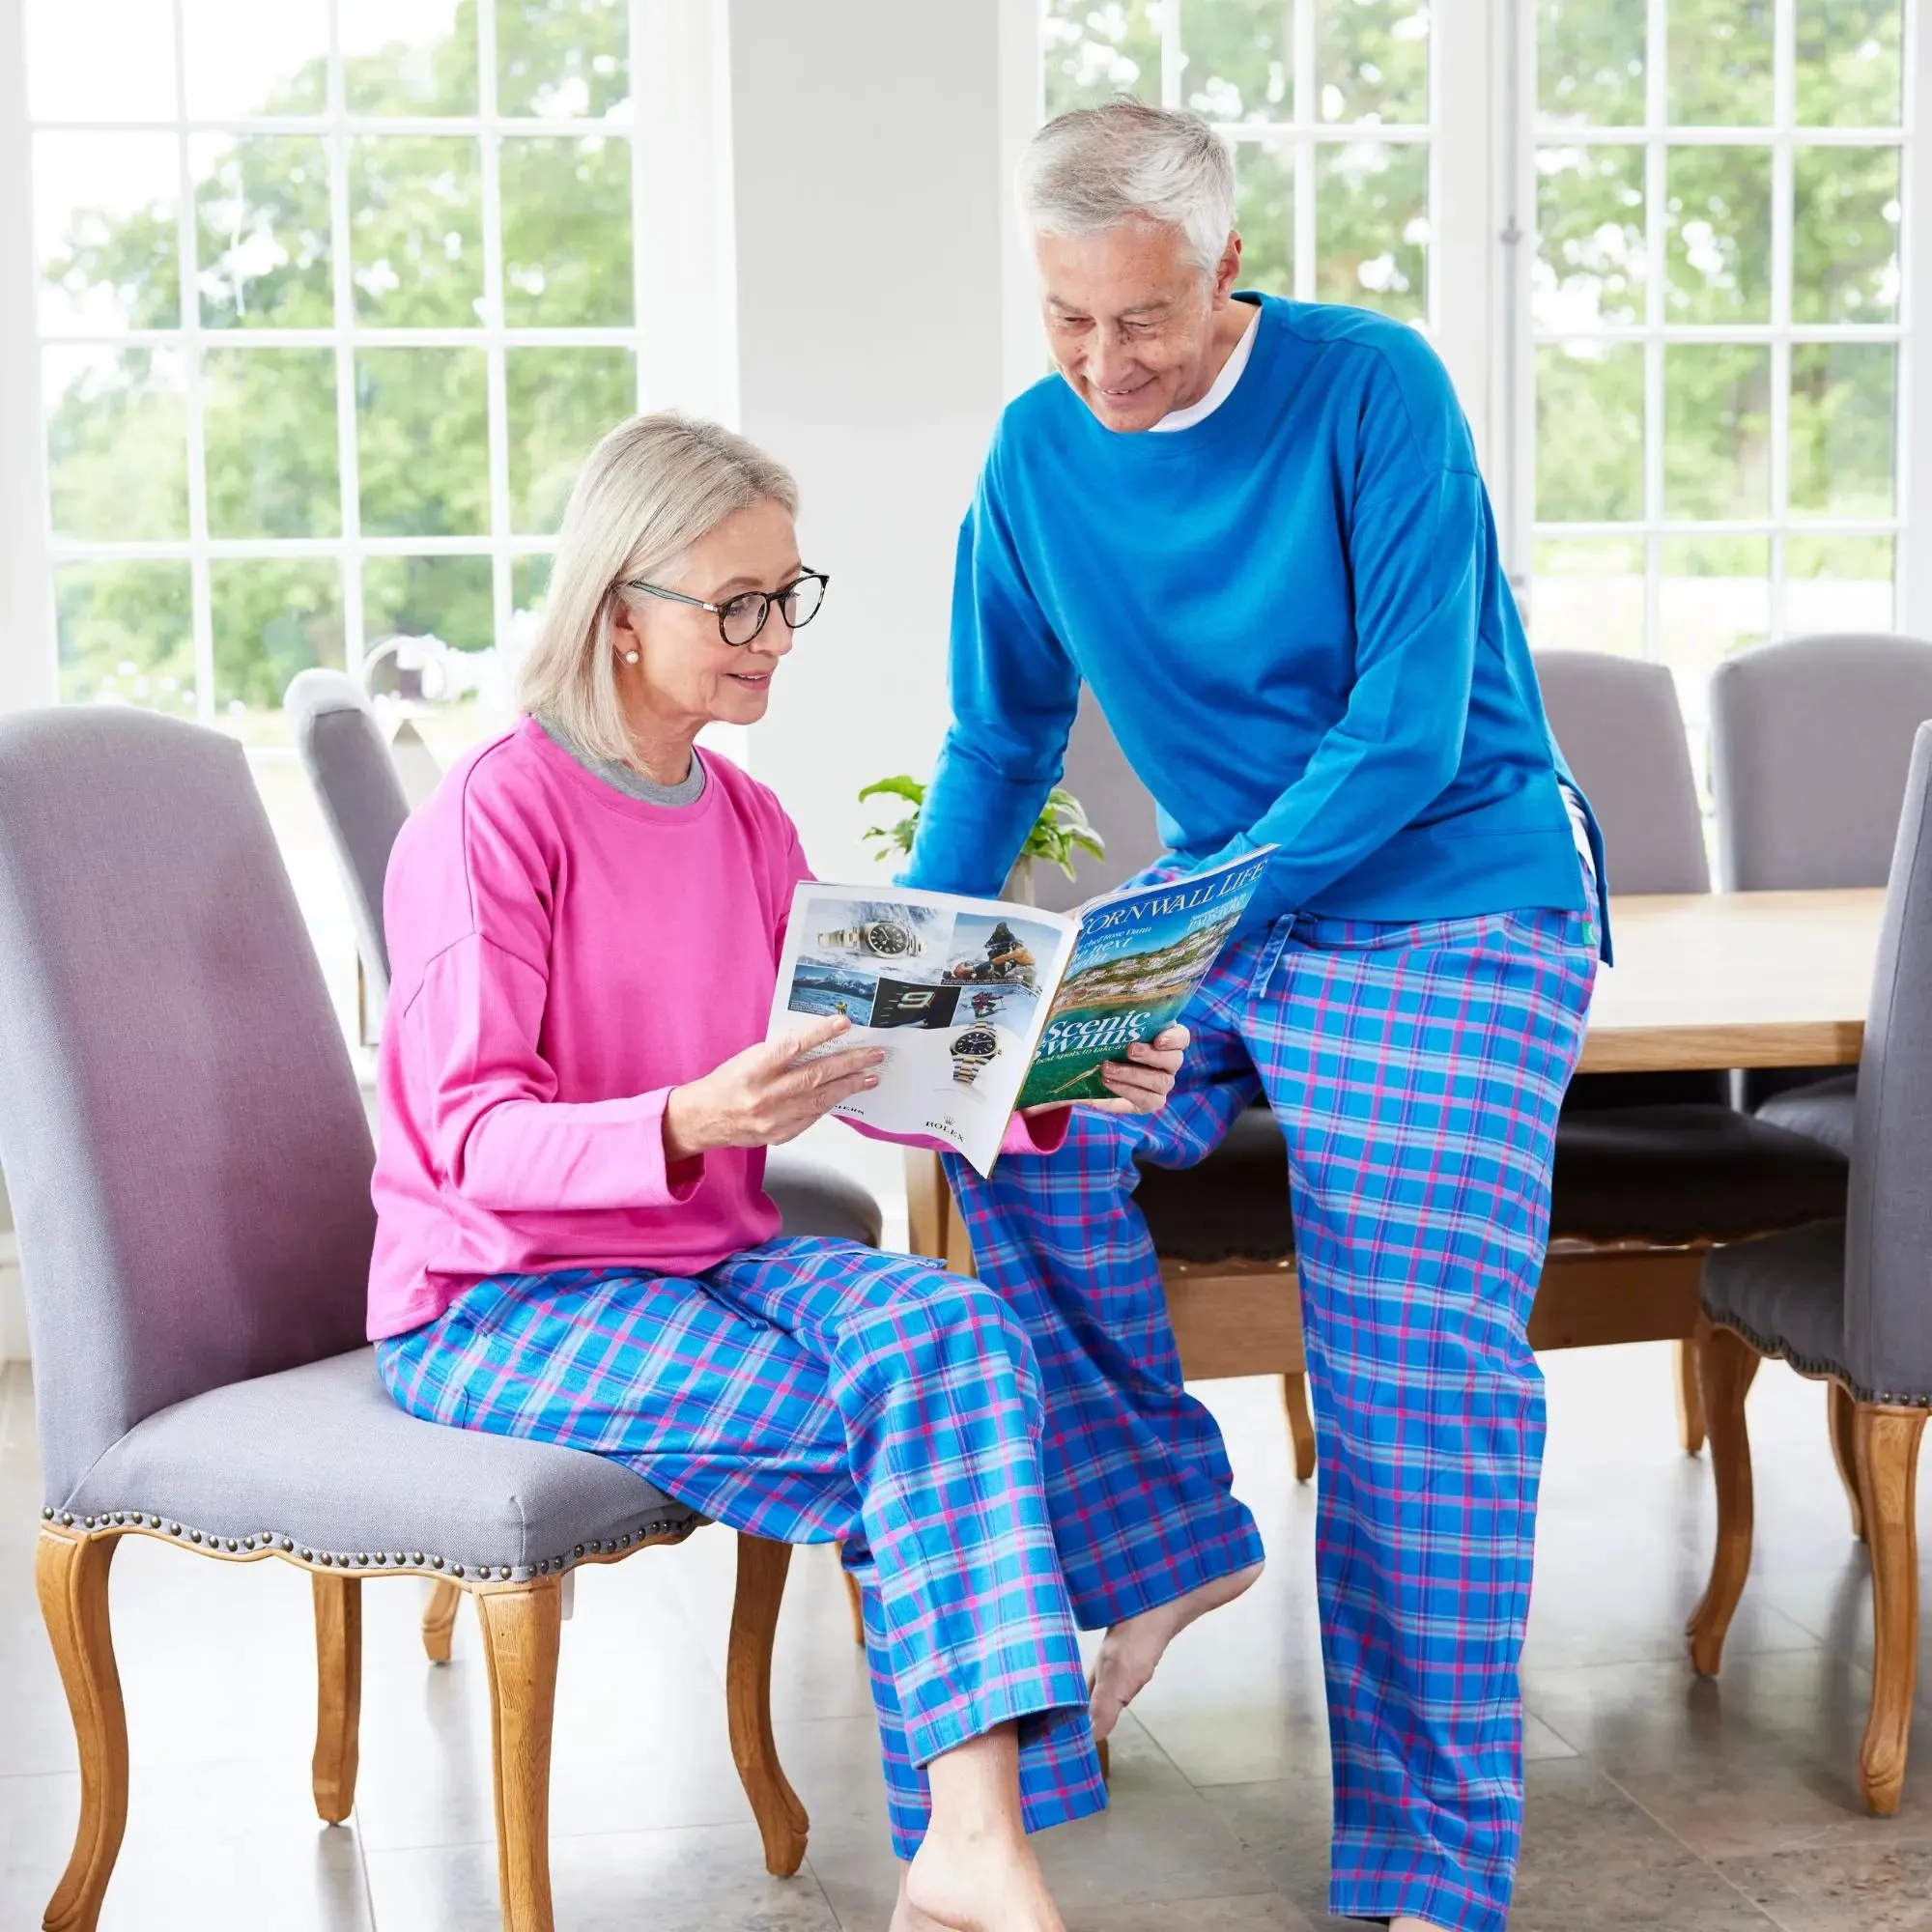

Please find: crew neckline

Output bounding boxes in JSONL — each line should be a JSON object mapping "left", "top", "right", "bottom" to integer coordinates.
{"left": 518, "top": 715, "right": 718, "bottom": 824}
{"left": 1151, "top": 297, "right": 1262, "bottom": 432}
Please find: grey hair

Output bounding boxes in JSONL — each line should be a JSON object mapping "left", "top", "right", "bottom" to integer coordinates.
{"left": 517, "top": 412, "right": 799, "bottom": 764}
{"left": 1018, "top": 100, "right": 1236, "bottom": 275}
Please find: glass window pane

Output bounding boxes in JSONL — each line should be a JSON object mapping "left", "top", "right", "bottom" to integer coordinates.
{"left": 54, "top": 562, "right": 195, "bottom": 711}
{"left": 350, "top": 138, "right": 484, "bottom": 327}
{"left": 1319, "top": 0, "right": 1429, "bottom": 125}
{"left": 1667, "top": 0, "right": 1773, "bottom": 125}
{"left": 1315, "top": 141, "right": 1428, "bottom": 319}
{"left": 1180, "top": 0, "right": 1292, "bottom": 121}
{"left": 193, "top": 135, "right": 333, "bottom": 329}
{"left": 1233, "top": 137, "right": 1295, "bottom": 297}
{"left": 1789, "top": 343, "right": 1894, "bottom": 518}
{"left": 1535, "top": 343, "right": 1643, "bottom": 522}
{"left": 1663, "top": 145, "right": 1771, "bottom": 322}
{"left": 212, "top": 560, "right": 345, "bottom": 715}
{"left": 497, "top": 0, "right": 629, "bottom": 120}
{"left": 513, "top": 554, "right": 554, "bottom": 626}
{"left": 35, "top": 132, "right": 181, "bottom": 332}
{"left": 356, "top": 349, "right": 488, "bottom": 536}
{"left": 363, "top": 555, "right": 495, "bottom": 655}
{"left": 203, "top": 348, "right": 341, "bottom": 539}
{"left": 1660, "top": 538, "right": 1770, "bottom": 722}
{"left": 182, "top": 0, "right": 328, "bottom": 118}
{"left": 44, "top": 346, "right": 188, "bottom": 541}
{"left": 1795, "top": 0, "right": 1902, "bottom": 127}
{"left": 506, "top": 348, "right": 634, "bottom": 534}
{"left": 1534, "top": 145, "right": 1645, "bottom": 329}
{"left": 1538, "top": 0, "right": 1645, "bottom": 126}
{"left": 499, "top": 136, "right": 633, "bottom": 327}
{"left": 1530, "top": 539, "right": 1646, "bottom": 654}
{"left": 1044, "top": 0, "right": 1165, "bottom": 117}
{"left": 1785, "top": 535, "right": 1894, "bottom": 634}
{"left": 340, "top": 0, "right": 478, "bottom": 115}
{"left": 1792, "top": 146, "right": 1900, "bottom": 324}
{"left": 26, "top": 0, "right": 177, "bottom": 122}
{"left": 1663, "top": 344, "right": 1770, "bottom": 519}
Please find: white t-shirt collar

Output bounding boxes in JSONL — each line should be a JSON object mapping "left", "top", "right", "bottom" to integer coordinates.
{"left": 1150, "top": 300, "right": 1262, "bottom": 432}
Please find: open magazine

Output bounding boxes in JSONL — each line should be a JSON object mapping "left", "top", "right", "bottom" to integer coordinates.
{"left": 766, "top": 847, "right": 1275, "bottom": 1177}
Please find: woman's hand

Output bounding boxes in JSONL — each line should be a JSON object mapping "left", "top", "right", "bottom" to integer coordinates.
{"left": 664, "top": 1014, "right": 885, "bottom": 1160}
{"left": 1083, "top": 1023, "right": 1191, "bottom": 1116}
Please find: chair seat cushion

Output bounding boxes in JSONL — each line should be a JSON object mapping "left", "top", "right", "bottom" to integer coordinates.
{"left": 1134, "top": 1107, "right": 1294, "bottom": 1263}
{"left": 764, "top": 1152, "right": 883, "bottom": 1246}
{"left": 1548, "top": 1103, "right": 1848, "bottom": 1244}
{"left": 1754, "top": 1073, "right": 1859, "bottom": 1160}
{"left": 61, "top": 1349, "right": 696, "bottom": 1582}
{"left": 1701, "top": 1217, "right": 1850, "bottom": 1379}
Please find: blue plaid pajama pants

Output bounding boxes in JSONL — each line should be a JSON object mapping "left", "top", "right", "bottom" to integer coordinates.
{"left": 945, "top": 887, "right": 1598, "bottom": 1932}
{"left": 376, "top": 1238, "right": 1110, "bottom": 1858}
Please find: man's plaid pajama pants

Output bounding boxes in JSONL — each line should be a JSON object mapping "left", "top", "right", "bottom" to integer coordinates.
{"left": 945, "top": 884, "right": 1599, "bottom": 1932}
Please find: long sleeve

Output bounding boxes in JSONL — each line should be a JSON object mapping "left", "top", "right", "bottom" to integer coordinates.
{"left": 901, "top": 472, "right": 1082, "bottom": 897}
{"left": 402, "top": 933, "right": 701, "bottom": 1214}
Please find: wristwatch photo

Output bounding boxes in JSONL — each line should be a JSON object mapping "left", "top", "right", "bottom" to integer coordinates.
{"left": 818, "top": 915, "right": 923, "bottom": 959}
{"left": 949, "top": 1025, "right": 1002, "bottom": 1087}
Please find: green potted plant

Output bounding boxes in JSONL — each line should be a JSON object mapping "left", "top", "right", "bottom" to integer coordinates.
{"left": 859, "top": 776, "right": 1106, "bottom": 903}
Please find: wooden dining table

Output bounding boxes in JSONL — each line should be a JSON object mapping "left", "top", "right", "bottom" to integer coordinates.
{"left": 1583, "top": 887, "right": 1885, "bottom": 1074}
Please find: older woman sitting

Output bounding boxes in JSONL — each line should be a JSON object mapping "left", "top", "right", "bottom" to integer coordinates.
{"left": 367, "top": 413, "right": 1196, "bottom": 1932}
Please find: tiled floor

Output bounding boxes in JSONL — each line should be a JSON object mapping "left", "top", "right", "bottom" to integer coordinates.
{"left": 4, "top": 1343, "right": 1930, "bottom": 1930}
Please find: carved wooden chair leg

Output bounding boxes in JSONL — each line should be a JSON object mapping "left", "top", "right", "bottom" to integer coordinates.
{"left": 1687, "top": 1321, "right": 1759, "bottom": 1676}
{"left": 728, "top": 1532, "right": 810, "bottom": 1875}
{"left": 311, "top": 1573, "right": 362, "bottom": 1824}
{"left": 1854, "top": 1405, "right": 1927, "bottom": 1816}
{"left": 1675, "top": 1332, "right": 1708, "bottom": 1455}
{"left": 422, "top": 1577, "right": 463, "bottom": 1662}
{"left": 476, "top": 1580, "right": 563, "bottom": 1932}
{"left": 1282, "top": 1373, "right": 1317, "bottom": 1483}
{"left": 841, "top": 1558, "right": 866, "bottom": 1646}
{"left": 36, "top": 1528, "right": 128, "bottom": 1932}
{"left": 1829, "top": 1381, "right": 1866, "bottom": 1543}
{"left": 1097, "top": 1737, "right": 1111, "bottom": 1784}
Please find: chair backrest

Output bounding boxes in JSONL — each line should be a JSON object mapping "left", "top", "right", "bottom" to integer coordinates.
{"left": 1533, "top": 649, "right": 1710, "bottom": 895}
{"left": 1031, "top": 688, "right": 1165, "bottom": 913}
{"left": 1712, "top": 633, "right": 1932, "bottom": 892}
{"left": 1846, "top": 721, "right": 1932, "bottom": 1397}
{"left": 286, "top": 668, "right": 413, "bottom": 995}
{"left": 0, "top": 709, "right": 376, "bottom": 1499}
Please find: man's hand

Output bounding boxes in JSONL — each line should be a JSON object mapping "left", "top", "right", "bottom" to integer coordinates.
{"left": 1025, "top": 1023, "right": 1191, "bottom": 1119}
{"left": 664, "top": 1015, "right": 884, "bottom": 1160}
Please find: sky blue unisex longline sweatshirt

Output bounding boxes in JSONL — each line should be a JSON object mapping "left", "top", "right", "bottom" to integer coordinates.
{"left": 902, "top": 294, "right": 1605, "bottom": 950}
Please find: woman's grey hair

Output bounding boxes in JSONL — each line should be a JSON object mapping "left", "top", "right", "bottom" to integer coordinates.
{"left": 517, "top": 412, "right": 798, "bottom": 764}
{"left": 1018, "top": 100, "right": 1236, "bottom": 275}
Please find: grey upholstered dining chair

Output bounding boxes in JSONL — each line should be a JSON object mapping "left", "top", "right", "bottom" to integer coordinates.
{"left": 1536, "top": 650, "right": 1849, "bottom": 1450}
{"left": 1710, "top": 633, "right": 1932, "bottom": 1154}
{"left": 0, "top": 709, "right": 806, "bottom": 1932}
{"left": 285, "top": 669, "right": 883, "bottom": 1645}
{"left": 1690, "top": 719, "right": 1932, "bottom": 1818}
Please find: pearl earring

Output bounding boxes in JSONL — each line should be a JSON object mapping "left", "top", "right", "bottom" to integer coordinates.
{"left": 623, "top": 650, "right": 639, "bottom": 664}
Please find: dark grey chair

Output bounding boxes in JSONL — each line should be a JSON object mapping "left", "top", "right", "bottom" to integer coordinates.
{"left": 0, "top": 710, "right": 806, "bottom": 1932}
{"left": 1710, "top": 633, "right": 1932, "bottom": 1153}
{"left": 1690, "top": 719, "right": 1932, "bottom": 1819}
{"left": 285, "top": 669, "right": 882, "bottom": 1650}
{"left": 1537, "top": 651, "right": 1849, "bottom": 1449}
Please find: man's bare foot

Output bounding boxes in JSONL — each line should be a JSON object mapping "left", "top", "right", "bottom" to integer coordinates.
{"left": 1389, "top": 1918, "right": 1450, "bottom": 1931}
{"left": 1089, "top": 1560, "right": 1264, "bottom": 1742}
{"left": 901, "top": 1830, "right": 1065, "bottom": 1931}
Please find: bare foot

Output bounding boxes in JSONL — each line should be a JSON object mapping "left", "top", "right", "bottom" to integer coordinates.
{"left": 1389, "top": 1919, "right": 1450, "bottom": 1931}
{"left": 902, "top": 1829, "right": 1065, "bottom": 1931}
{"left": 1089, "top": 1560, "right": 1264, "bottom": 1742}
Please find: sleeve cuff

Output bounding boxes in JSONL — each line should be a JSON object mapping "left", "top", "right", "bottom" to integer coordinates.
{"left": 1002, "top": 1105, "right": 1071, "bottom": 1156}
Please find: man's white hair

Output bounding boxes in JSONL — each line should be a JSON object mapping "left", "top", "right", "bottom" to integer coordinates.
{"left": 1018, "top": 100, "right": 1236, "bottom": 274}
{"left": 517, "top": 412, "right": 798, "bottom": 765}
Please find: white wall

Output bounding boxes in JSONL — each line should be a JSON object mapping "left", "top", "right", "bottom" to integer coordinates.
{"left": 725, "top": 0, "right": 1012, "bottom": 886}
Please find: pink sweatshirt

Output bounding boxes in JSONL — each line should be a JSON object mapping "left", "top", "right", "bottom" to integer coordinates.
{"left": 367, "top": 719, "right": 1062, "bottom": 1341}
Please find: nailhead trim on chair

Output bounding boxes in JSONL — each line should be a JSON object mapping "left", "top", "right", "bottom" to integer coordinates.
{"left": 37, "top": 1503, "right": 701, "bottom": 1579}
{"left": 1703, "top": 1306, "right": 1932, "bottom": 1408}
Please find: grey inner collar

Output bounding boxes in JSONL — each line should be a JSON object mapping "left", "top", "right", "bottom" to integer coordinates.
{"left": 536, "top": 713, "right": 707, "bottom": 808}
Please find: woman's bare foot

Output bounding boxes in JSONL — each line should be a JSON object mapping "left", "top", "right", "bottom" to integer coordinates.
{"left": 1089, "top": 1560, "right": 1264, "bottom": 1741}
{"left": 900, "top": 1832, "right": 1065, "bottom": 1931}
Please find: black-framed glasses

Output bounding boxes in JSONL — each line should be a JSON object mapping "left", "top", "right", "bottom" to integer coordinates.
{"left": 620, "top": 570, "right": 830, "bottom": 647}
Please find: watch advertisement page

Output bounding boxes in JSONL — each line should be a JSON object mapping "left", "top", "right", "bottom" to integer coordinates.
{"left": 768, "top": 886, "right": 1080, "bottom": 1175}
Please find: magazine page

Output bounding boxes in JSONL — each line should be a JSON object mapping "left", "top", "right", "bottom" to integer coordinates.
{"left": 767, "top": 884, "right": 1079, "bottom": 1175}
{"left": 1014, "top": 847, "right": 1277, "bottom": 1109}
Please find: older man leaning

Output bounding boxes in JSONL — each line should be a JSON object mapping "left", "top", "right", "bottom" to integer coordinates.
{"left": 900, "top": 102, "right": 1608, "bottom": 1932}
